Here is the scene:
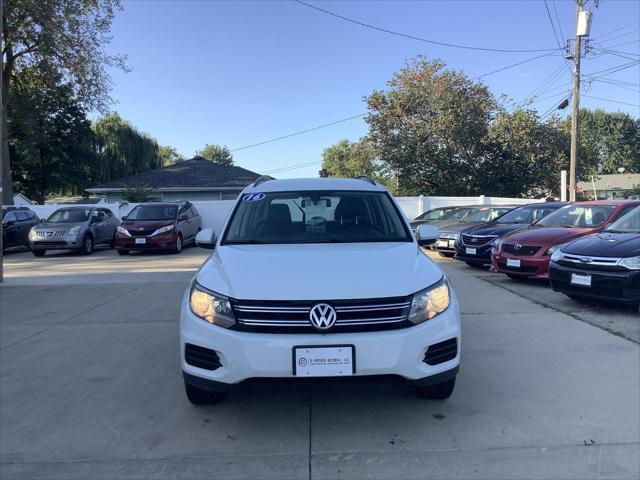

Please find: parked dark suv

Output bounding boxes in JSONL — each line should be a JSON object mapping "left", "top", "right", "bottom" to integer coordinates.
{"left": 115, "top": 201, "right": 202, "bottom": 254}
{"left": 2, "top": 207, "right": 39, "bottom": 251}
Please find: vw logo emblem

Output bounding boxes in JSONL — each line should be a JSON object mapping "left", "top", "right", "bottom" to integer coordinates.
{"left": 514, "top": 243, "right": 522, "bottom": 251}
{"left": 309, "top": 303, "right": 337, "bottom": 330}
{"left": 579, "top": 257, "right": 592, "bottom": 263}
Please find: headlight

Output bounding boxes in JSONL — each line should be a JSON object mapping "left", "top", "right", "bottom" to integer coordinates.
{"left": 545, "top": 243, "right": 566, "bottom": 256}
{"left": 150, "top": 224, "right": 174, "bottom": 236}
{"left": 29, "top": 229, "right": 38, "bottom": 240}
{"left": 492, "top": 238, "right": 502, "bottom": 252}
{"left": 619, "top": 256, "right": 640, "bottom": 270}
{"left": 116, "top": 226, "right": 131, "bottom": 237}
{"left": 189, "top": 283, "right": 235, "bottom": 328}
{"left": 408, "top": 278, "right": 451, "bottom": 324}
{"left": 68, "top": 226, "right": 81, "bottom": 236}
{"left": 550, "top": 248, "right": 564, "bottom": 263}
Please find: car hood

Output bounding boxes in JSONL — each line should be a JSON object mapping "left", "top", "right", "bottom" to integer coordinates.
{"left": 37, "top": 222, "right": 85, "bottom": 230}
{"left": 563, "top": 232, "right": 640, "bottom": 257}
{"left": 464, "top": 222, "right": 530, "bottom": 237}
{"left": 196, "top": 242, "right": 443, "bottom": 300}
{"left": 121, "top": 220, "right": 174, "bottom": 230}
{"left": 410, "top": 218, "right": 459, "bottom": 229}
{"left": 501, "top": 226, "right": 600, "bottom": 246}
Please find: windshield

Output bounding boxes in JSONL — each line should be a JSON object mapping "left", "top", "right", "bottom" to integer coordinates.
{"left": 464, "top": 207, "right": 512, "bottom": 223}
{"left": 223, "top": 190, "right": 411, "bottom": 244}
{"left": 47, "top": 209, "right": 91, "bottom": 223}
{"left": 604, "top": 206, "right": 640, "bottom": 233}
{"left": 537, "top": 204, "right": 617, "bottom": 228}
{"left": 126, "top": 205, "right": 177, "bottom": 221}
{"left": 415, "top": 207, "right": 466, "bottom": 222}
{"left": 496, "top": 204, "right": 560, "bottom": 224}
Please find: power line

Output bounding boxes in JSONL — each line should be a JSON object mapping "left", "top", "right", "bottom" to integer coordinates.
{"left": 594, "top": 28, "right": 640, "bottom": 46}
{"left": 543, "top": 0, "right": 573, "bottom": 77}
{"left": 592, "top": 20, "right": 639, "bottom": 41}
{"left": 474, "top": 52, "right": 557, "bottom": 79}
{"left": 230, "top": 113, "right": 366, "bottom": 152}
{"left": 582, "top": 94, "right": 640, "bottom": 108}
{"left": 583, "top": 60, "right": 640, "bottom": 79}
{"left": 551, "top": 0, "right": 566, "bottom": 45}
{"left": 263, "top": 160, "right": 322, "bottom": 174}
{"left": 293, "top": 0, "right": 560, "bottom": 54}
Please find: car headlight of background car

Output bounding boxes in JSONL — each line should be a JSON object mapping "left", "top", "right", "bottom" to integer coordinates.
{"left": 550, "top": 248, "right": 564, "bottom": 263}
{"left": 189, "top": 283, "right": 236, "bottom": 328}
{"left": 150, "top": 224, "right": 174, "bottom": 236}
{"left": 492, "top": 238, "right": 502, "bottom": 252}
{"left": 116, "top": 225, "right": 131, "bottom": 237}
{"left": 28, "top": 228, "right": 38, "bottom": 240}
{"left": 67, "top": 226, "right": 82, "bottom": 236}
{"left": 545, "top": 243, "right": 566, "bottom": 256}
{"left": 408, "top": 278, "right": 451, "bottom": 324}
{"left": 619, "top": 256, "right": 640, "bottom": 270}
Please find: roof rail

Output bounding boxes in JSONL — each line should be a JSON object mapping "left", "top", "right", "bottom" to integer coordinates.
{"left": 253, "top": 176, "right": 273, "bottom": 187}
{"left": 353, "top": 175, "right": 376, "bottom": 185}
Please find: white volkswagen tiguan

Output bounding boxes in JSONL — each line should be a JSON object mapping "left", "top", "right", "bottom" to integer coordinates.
{"left": 180, "top": 177, "right": 461, "bottom": 403}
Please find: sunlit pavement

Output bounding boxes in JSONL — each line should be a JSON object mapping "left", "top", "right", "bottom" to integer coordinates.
{"left": 1, "top": 248, "right": 638, "bottom": 479}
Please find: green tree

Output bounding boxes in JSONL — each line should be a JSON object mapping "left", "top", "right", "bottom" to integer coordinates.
{"left": 8, "top": 66, "right": 96, "bottom": 203}
{"left": 158, "top": 146, "right": 184, "bottom": 166}
{"left": 560, "top": 109, "right": 640, "bottom": 175}
{"left": 2, "top": 0, "right": 126, "bottom": 204}
{"left": 196, "top": 144, "right": 234, "bottom": 166}
{"left": 92, "top": 113, "right": 161, "bottom": 184}
{"left": 321, "top": 138, "right": 396, "bottom": 192}
{"left": 365, "top": 57, "right": 496, "bottom": 196}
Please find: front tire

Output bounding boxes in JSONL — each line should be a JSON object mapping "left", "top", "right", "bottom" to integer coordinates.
{"left": 173, "top": 234, "right": 183, "bottom": 254}
{"left": 415, "top": 377, "right": 456, "bottom": 400}
{"left": 184, "top": 381, "right": 224, "bottom": 405}
{"left": 81, "top": 234, "right": 94, "bottom": 255}
{"left": 32, "top": 250, "right": 46, "bottom": 257}
{"left": 438, "top": 252, "right": 455, "bottom": 258}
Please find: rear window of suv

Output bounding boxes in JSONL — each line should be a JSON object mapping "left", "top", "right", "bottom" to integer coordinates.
{"left": 223, "top": 191, "right": 411, "bottom": 244}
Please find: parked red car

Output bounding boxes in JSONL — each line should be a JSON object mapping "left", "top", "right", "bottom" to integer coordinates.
{"left": 491, "top": 200, "right": 640, "bottom": 280}
{"left": 115, "top": 201, "right": 202, "bottom": 254}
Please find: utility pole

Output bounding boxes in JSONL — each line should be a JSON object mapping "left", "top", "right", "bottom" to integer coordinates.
{"left": 569, "top": 0, "right": 583, "bottom": 202}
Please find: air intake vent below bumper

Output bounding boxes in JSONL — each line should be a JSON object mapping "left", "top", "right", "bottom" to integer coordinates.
{"left": 185, "top": 343, "right": 221, "bottom": 371}
{"left": 423, "top": 338, "right": 457, "bottom": 366}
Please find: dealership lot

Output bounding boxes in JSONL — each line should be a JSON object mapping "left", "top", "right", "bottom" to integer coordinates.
{"left": 1, "top": 249, "right": 638, "bottom": 479}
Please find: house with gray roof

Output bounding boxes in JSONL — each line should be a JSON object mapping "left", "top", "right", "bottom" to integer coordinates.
{"left": 578, "top": 173, "right": 640, "bottom": 200}
{"left": 86, "top": 156, "right": 264, "bottom": 202}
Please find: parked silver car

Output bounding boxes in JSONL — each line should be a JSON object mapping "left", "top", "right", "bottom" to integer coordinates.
{"left": 29, "top": 207, "right": 119, "bottom": 256}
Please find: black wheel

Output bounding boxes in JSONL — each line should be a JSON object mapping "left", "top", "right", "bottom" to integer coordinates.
{"left": 465, "top": 261, "right": 485, "bottom": 268}
{"left": 184, "top": 380, "right": 224, "bottom": 405}
{"left": 415, "top": 377, "right": 456, "bottom": 400}
{"left": 438, "top": 252, "right": 455, "bottom": 258}
{"left": 117, "top": 249, "right": 129, "bottom": 256}
{"left": 32, "top": 250, "right": 46, "bottom": 257}
{"left": 506, "top": 273, "right": 526, "bottom": 281}
{"left": 173, "top": 234, "right": 183, "bottom": 254}
{"left": 81, "top": 234, "right": 94, "bottom": 255}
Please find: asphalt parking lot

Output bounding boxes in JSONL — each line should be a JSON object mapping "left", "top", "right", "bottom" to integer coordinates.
{"left": 1, "top": 247, "right": 638, "bottom": 479}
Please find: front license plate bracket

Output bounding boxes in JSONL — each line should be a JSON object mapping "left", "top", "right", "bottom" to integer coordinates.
{"left": 293, "top": 345, "right": 356, "bottom": 377}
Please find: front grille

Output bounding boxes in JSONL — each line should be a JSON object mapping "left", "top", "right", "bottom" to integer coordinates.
{"left": 231, "top": 296, "right": 413, "bottom": 333}
{"left": 127, "top": 228, "right": 155, "bottom": 237}
{"left": 462, "top": 234, "right": 496, "bottom": 246}
{"left": 503, "top": 244, "right": 541, "bottom": 256}
{"left": 185, "top": 343, "right": 221, "bottom": 371}
{"left": 558, "top": 254, "right": 626, "bottom": 271}
{"left": 424, "top": 338, "right": 457, "bottom": 365}
{"left": 36, "top": 231, "right": 65, "bottom": 238}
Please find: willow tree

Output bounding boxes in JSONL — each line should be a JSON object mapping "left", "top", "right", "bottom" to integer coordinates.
{"left": 2, "top": 0, "right": 126, "bottom": 204}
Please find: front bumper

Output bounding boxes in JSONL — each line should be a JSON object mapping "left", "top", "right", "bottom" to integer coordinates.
{"left": 549, "top": 262, "right": 640, "bottom": 303}
{"left": 180, "top": 290, "right": 461, "bottom": 386}
{"left": 29, "top": 238, "right": 82, "bottom": 251}
{"left": 454, "top": 243, "right": 493, "bottom": 264}
{"left": 430, "top": 237, "right": 458, "bottom": 253}
{"left": 492, "top": 251, "right": 551, "bottom": 279}
{"left": 116, "top": 231, "right": 176, "bottom": 250}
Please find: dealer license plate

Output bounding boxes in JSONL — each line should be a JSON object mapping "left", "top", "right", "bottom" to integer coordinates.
{"left": 135, "top": 238, "right": 146, "bottom": 245}
{"left": 507, "top": 258, "right": 521, "bottom": 268}
{"left": 466, "top": 247, "right": 477, "bottom": 255}
{"left": 437, "top": 240, "right": 449, "bottom": 248}
{"left": 293, "top": 346, "right": 355, "bottom": 377}
{"left": 570, "top": 273, "right": 592, "bottom": 287}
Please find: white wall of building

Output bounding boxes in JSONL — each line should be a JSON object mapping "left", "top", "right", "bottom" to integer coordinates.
{"left": 12, "top": 195, "right": 540, "bottom": 234}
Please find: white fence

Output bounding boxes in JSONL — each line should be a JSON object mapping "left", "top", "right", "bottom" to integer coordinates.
{"left": 8, "top": 195, "right": 542, "bottom": 235}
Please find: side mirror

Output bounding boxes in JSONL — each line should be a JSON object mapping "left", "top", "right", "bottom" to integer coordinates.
{"left": 195, "top": 228, "right": 216, "bottom": 250}
{"left": 416, "top": 224, "right": 438, "bottom": 246}
{"left": 179, "top": 214, "right": 189, "bottom": 221}
{"left": 121, "top": 216, "right": 127, "bottom": 221}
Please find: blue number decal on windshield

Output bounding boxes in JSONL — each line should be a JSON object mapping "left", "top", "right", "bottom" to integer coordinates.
{"left": 243, "top": 193, "right": 266, "bottom": 202}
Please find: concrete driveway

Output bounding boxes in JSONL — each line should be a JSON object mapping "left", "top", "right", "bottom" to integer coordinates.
{"left": 0, "top": 248, "right": 638, "bottom": 479}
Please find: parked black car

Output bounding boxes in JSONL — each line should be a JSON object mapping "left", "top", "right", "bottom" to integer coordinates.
{"left": 2, "top": 207, "right": 39, "bottom": 251}
{"left": 549, "top": 206, "right": 640, "bottom": 304}
{"left": 431, "top": 205, "right": 519, "bottom": 257}
{"left": 454, "top": 202, "right": 569, "bottom": 267}
{"left": 410, "top": 206, "right": 477, "bottom": 232}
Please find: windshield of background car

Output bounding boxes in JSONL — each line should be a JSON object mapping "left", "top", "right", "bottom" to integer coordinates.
{"left": 496, "top": 204, "right": 559, "bottom": 224}
{"left": 604, "top": 206, "right": 640, "bottom": 233}
{"left": 537, "top": 204, "right": 617, "bottom": 228}
{"left": 47, "top": 209, "right": 91, "bottom": 223}
{"left": 223, "top": 191, "right": 411, "bottom": 244}
{"left": 126, "top": 205, "right": 177, "bottom": 221}
{"left": 464, "top": 207, "right": 511, "bottom": 223}
{"left": 416, "top": 207, "right": 462, "bottom": 221}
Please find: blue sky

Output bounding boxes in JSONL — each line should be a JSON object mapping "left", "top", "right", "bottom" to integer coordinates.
{"left": 106, "top": 0, "right": 640, "bottom": 177}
